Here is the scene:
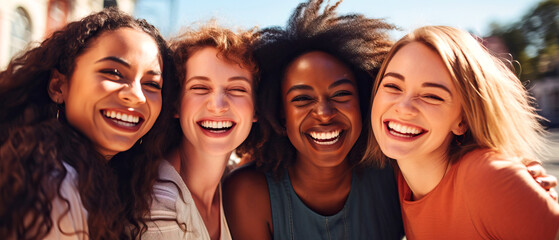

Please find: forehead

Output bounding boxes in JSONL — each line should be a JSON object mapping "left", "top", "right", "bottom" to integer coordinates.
{"left": 283, "top": 51, "right": 355, "bottom": 87}
{"left": 82, "top": 28, "right": 161, "bottom": 62}
{"left": 185, "top": 47, "right": 253, "bottom": 83}
{"left": 386, "top": 42, "right": 453, "bottom": 86}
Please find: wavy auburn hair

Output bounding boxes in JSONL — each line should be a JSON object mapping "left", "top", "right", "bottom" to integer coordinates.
{"left": 149, "top": 22, "right": 260, "bottom": 161}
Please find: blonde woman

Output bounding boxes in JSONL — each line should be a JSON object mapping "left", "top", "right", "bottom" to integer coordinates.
{"left": 365, "top": 25, "right": 559, "bottom": 239}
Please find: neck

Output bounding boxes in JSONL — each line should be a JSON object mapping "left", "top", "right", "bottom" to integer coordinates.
{"left": 288, "top": 155, "right": 353, "bottom": 215}
{"left": 397, "top": 152, "right": 450, "bottom": 201}
{"left": 290, "top": 158, "right": 352, "bottom": 192}
{"left": 168, "top": 139, "right": 229, "bottom": 208}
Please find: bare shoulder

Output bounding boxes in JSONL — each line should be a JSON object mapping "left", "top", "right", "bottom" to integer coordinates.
{"left": 224, "top": 163, "right": 269, "bottom": 194}
{"left": 223, "top": 163, "right": 273, "bottom": 239}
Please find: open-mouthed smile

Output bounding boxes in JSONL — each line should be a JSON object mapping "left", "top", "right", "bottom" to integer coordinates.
{"left": 308, "top": 129, "right": 343, "bottom": 145}
{"left": 385, "top": 120, "right": 426, "bottom": 139}
{"left": 198, "top": 120, "right": 235, "bottom": 134}
{"left": 101, "top": 109, "right": 144, "bottom": 131}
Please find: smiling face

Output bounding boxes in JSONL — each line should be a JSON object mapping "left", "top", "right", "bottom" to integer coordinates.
{"left": 282, "top": 51, "right": 361, "bottom": 167}
{"left": 58, "top": 28, "right": 163, "bottom": 159}
{"left": 179, "top": 47, "right": 254, "bottom": 156}
{"left": 371, "top": 42, "right": 465, "bottom": 163}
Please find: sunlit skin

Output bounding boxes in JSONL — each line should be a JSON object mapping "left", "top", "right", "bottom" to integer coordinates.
{"left": 179, "top": 47, "right": 255, "bottom": 157}
{"left": 282, "top": 51, "right": 362, "bottom": 169}
{"left": 52, "top": 28, "right": 163, "bottom": 159}
{"left": 169, "top": 46, "right": 254, "bottom": 240}
{"left": 371, "top": 42, "right": 465, "bottom": 199}
{"left": 281, "top": 51, "right": 361, "bottom": 214}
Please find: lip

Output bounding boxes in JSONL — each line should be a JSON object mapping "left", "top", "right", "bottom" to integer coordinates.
{"left": 100, "top": 108, "right": 145, "bottom": 132}
{"left": 196, "top": 118, "right": 236, "bottom": 138}
{"left": 383, "top": 119, "right": 426, "bottom": 142}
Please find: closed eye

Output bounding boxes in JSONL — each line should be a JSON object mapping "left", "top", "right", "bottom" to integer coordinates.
{"left": 290, "top": 95, "right": 315, "bottom": 107}
{"left": 383, "top": 83, "right": 401, "bottom": 91}
{"left": 189, "top": 85, "right": 211, "bottom": 94}
{"left": 228, "top": 87, "right": 249, "bottom": 96}
{"left": 143, "top": 81, "right": 162, "bottom": 91}
{"left": 291, "top": 95, "right": 314, "bottom": 102}
{"left": 422, "top": 94, "right": 444, "bottom": 103}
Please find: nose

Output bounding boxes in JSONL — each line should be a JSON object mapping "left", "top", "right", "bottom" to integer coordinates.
{"left": 312, "top": 98, "right": 336, "bottom": 122}
{"left": 119, "top": 81, "right": 147, "bottom": 106}
{"left": 207, "top": 90, "right": 229, "bottom": 113}
{"left": 395, "top": 95, "right": 417, "bottom": 117}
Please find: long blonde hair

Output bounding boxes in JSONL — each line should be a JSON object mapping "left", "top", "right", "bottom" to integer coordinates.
{"left": 363, "top": 25, "right": 547, "bottom": 167}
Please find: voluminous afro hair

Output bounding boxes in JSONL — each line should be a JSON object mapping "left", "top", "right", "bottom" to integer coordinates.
{"left": 248, "top": 0, "right": 395, "bottom": 175}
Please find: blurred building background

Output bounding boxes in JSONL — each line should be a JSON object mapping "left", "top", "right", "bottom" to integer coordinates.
{"left": 0, "top": 0, "right": 136, "bottom": 68}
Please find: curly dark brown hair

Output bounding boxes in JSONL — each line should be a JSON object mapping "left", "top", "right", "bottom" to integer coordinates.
{"left": 244, "top": 0, "right": 395, "bottom": 176}
{"left": 0, "top": 8, "right": 175, "bottom": 239}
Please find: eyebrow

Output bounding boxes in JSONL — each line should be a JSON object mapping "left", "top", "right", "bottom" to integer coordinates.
{"left": 185, "top": 76, "right": 251, "bottom": 84}
{"left": 285, "top": 84, "right": 313, "bottom": 95}
{"left": 383, "top": 72, "right": 404, "bottom": 80}
{"left": 422, "top": 82, "right": 451, "bottom": 94}
{"left": 383, "top": 71, "right": 451, "bottom": 94}
{"left": 96, "top": 56, "right": 161, "bottom": 76}
{"left": 329, "top": 78, "right": 355, "bottom": 89}
{"left": 285, "top": 78, "right": 355, "bottom": 95}
{"left": 96, "top": 56, "right": 130, "bottom": 67}
{"left": 228, "top": 76, "right": 252, "bottom": 84}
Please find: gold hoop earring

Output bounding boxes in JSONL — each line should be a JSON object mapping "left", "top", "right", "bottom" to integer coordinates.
{"left": 56, "top": 109, "right": 59, "bottom": 120}
{"left": 139, "top": 138, "right": 143, "bottom": 144}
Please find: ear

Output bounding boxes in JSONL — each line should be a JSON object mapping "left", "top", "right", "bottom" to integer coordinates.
{"left": 48, "top": 70, "right": 68, "bottom": 104}
{"left": 451, "top": 120, "right": 468, "bottom": 136}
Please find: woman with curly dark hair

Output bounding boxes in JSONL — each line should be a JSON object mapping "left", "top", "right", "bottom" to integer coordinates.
{"left": 0, "top": 8, "right": 175, "bottom": 239}
{"left": 222, "top": 0, "right": 405, "bottom": 239}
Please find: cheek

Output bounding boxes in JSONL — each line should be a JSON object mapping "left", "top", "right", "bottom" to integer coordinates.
{"left": 178, "top": 94, "right": 202, "bottom": 119}
{"left": 232, "top": 97, "right": 255, "bottom": 117}
{"left": 147, "top": 93, "right": 163, "bottom": 116}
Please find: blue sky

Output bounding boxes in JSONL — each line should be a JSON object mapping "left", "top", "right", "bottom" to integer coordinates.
{"left": 135, "top": 0, "right": 540, "bottom": 40}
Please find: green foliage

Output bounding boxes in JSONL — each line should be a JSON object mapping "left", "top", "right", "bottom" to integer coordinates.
{"left": 488, "top": 0, "right": 559, "bottom": 82}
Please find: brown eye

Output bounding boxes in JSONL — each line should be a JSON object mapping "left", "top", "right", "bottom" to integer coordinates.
{"left": 99, "top": 69, "right": 123, "bottom": 80}
{"left": 331, "top": 90, "right": 353, "bottom": 102}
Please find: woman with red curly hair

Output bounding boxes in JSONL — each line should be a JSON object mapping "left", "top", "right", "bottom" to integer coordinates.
{"left": 142, "top": 23, "right": 259, "bottom": 240}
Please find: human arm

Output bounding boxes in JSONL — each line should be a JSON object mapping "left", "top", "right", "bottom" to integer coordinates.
{"left": 223, "top": 164, "right": 273, "bottom": 240}
{"left": 462, "top": 152, "right": 559, "bottom": 239}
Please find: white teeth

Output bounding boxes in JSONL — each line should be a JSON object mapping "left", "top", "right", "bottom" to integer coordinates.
{"left": 388, "top": 121, "right": 421, "bottom": 135}
{"left": 103, "top": 110, "right": 140, "bottom": 124}
{"left": 309, "top": 130, "right": 341, "bottom": 140}
{"left": 200, "top": 120, "right": 233, "bottom": 129}
{"left": 313, "top": 137, "right": 339, "bottom": 145}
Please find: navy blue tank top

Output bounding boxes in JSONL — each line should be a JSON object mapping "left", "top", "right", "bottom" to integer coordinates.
{"left": 266, "top": 166, "right": 404, "bottom": 240}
